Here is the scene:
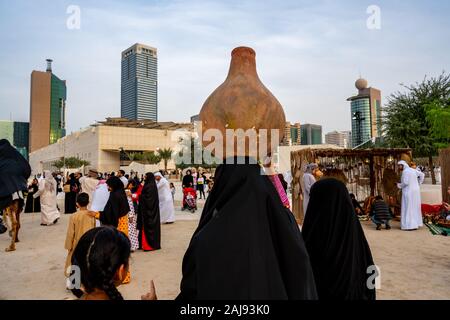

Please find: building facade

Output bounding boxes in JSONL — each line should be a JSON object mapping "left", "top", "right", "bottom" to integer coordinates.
{"left": 347, "top": 78, "right": 381, "bottom": 148}
{"left": 29, "top": 118, "right": 192, "bottom": 175}
{"left": 121, "top": 43, "right": 158, "bottom": 121}
{"left": 281, "top": 122, "right": 301, "bottom": 146}
{"left": 29, "top": 59, "right": 66, "bottom": 152}
{"left": 0, "top": 120, "right": 29, "bottom": 159}
{"left": 325, "top": 130, "right": 352, "bottom": 148}
{"left": 301, "top": 124, "right": 322, "bottom": 145}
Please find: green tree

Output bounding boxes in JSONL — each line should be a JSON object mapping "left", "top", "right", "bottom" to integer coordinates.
{"left": 384, "top": 72, "right": 450, "bottom": 184}
{"left": 52, "top": 157, "right": 90, "bottom": 169}
{"left": 158, "top": 148, "right": 173, "bottom": 172}
{"left": 143, "top": 151, "right": 161, "bottom": 165}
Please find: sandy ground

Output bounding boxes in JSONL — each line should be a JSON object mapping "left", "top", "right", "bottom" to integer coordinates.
{"left": 1, "top": 185, "right": 449, "bottom": 300}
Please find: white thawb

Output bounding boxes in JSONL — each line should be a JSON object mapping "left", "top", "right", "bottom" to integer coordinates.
{"left": 79, "top": 176, "right": 99, "bottom": 209}
{"left": 34, "top": 170, "right": 60, "bottom": 225}
{"left": 155, "top": 173, "right": 175, "bottom": 223}
{"left": 415, "top": 168, "right": 425, "bottom": 185}
{"left": 91, "top": 181, "right": 110, "bottom": 227}
{"left": 397, "top": 160, "right": 423, "bottom": 230}
{"left": 303, "top": 164, "right": 317, "bottom": 216}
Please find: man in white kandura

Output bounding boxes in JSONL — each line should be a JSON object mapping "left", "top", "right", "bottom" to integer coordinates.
{"left": 78, "top": 169, "right": 99, "bottom": 209}
{"left": 303, "top": 163, "right": 317, "bottom": 216}
{"left": 34, "top": 170, "right": 60, "bottom": 226}
{"left": 397, "top": 160, "right": 423, "bottom": 231}
{"left": 154, "top": 172, "right": 175, "bottom": 224}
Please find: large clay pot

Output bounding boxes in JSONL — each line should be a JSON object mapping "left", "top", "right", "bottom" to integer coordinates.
{"left": 199, "top": 46, "right": 286, "bottom": 159}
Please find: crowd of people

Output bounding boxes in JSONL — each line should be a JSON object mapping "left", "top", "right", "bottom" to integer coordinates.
{"left": 1, "top": 140, "right": 444, "bottom": 300}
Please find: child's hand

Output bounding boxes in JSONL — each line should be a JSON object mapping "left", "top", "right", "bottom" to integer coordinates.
{"left": 87, "top": 211, "right": 97, "bottom": 218}
{"left": 141, "top": 280, "right": 157, "bottom": 300}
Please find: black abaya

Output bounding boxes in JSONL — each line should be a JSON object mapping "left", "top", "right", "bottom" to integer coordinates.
{"left": 137, "top": 177, "right": 161, "bottom": 250}
{"left": 0, "top": 139, "right": 31, "bottom": 211}
{"left": 177, "top": 158, "right": 317, "bottom": 300}
{"left": 24, "top": 184, "right": 40, "bottom": 213}
{"left": 64, "top": 178, "right": 79, "bottom": 214}
{"left": 302, "top": 178, "right": 377, "bottom": 300}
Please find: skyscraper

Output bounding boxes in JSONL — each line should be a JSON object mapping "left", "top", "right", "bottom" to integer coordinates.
{"left": 0, "top": 120, "right": 29, "bottom": 159}
{"left": 121, "top": 43, "right": 158, "bottom": 121}
{"left": 301, "top": 124, "right": 322, "bottom": 145}
{"left": 347, "top": 78, "right": 381, "bottom": 148}
{"left": 29, "top": 59, "right": 66, "bottom": 153}
{"left": 281, "top": 122, "right": 301, "bottom": 146}
{"left": 325, "top": 130, "right": 352, "bottom": 148}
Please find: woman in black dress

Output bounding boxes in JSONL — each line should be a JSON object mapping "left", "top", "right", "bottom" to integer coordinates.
{"left": 137, "top": 172, "right": 161, "bottom": 251}
{"left": 64, "top": 173, "right": 80, "bottom": 214}
{"left": 302, "top": 178, "right": 377, "bottom": 300}
{"left": 24, "top": 178, "right": 40, "bottom": 213}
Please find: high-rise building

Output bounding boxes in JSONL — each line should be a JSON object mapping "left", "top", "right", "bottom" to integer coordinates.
{"left": 121, "top": 43, "right": 158, "bottom": 121}
{"left": 0, "top": 120, "right": 30, "bottom": 159}
{"left": 29, "top": 59, "right": 66, "bottom": 153}
{"left": 301, "top": 124, "right": 322, "bottom": 145}
{"left": 347, "top": 78, "right": 381, "bottom": 148}
{"left": 325, "top": 130, "right": 352, "bottom": 148}
{"left": 190, "top": 114, "right": 200, "bottom": 123}
{"left": 281, "top": 122, "right": 301, "bottom": 146}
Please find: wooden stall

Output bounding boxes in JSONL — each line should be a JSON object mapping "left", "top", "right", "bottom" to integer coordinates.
{"left": 290, "top": 148, "right": 412, "bottom": 224}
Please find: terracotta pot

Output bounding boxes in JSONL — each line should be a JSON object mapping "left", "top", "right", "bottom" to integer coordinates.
{"left": 199, "top": 46, "right": 286, "bottom": 159}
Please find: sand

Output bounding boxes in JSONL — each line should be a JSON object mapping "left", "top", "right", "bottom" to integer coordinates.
{"left": 1, "top": 199, "right": 449, "bottom": 300}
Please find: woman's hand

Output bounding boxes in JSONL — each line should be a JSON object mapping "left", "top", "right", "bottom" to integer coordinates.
{"left": 87, "top": 211, "right": 98, "bottom": 218}
{"left": 141, "top": 280, "right": 157, "bottom": 300}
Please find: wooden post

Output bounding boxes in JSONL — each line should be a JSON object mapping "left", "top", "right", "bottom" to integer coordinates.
{"left": 369, "top": 155, "right": 375, "bottom": 196}
{"left": 440, "top": 147, "right": 450, "bottom": 203}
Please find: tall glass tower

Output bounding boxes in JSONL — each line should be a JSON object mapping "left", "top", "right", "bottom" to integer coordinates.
{"left": 347, "top": 78, "right": 381, "bottom": 148}
{"left": 29, "top": 59, "right": 66, "bottom": 152}
{"left": 121, "top": 43, "right": 158, "bottom": 121}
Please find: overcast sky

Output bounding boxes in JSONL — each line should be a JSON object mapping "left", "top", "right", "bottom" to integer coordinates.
{"left": 0, "top": 0, "right": 448, "bottom": 135}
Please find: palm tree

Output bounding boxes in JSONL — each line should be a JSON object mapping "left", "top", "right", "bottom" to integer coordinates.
{"left": 158, "top": 148, "right": 173, "bottom": 172}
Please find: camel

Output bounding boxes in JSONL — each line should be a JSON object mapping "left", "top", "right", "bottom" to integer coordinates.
{"left": 2, "top": 198, "right": 23, "bottom": 252}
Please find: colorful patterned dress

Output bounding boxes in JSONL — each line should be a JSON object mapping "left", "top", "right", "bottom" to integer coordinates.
{"left": 127, "top": 196, "right": 139, "bottom": 251}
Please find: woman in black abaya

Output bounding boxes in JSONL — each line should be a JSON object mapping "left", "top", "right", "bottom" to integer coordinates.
{"left": 302, "top": 178, "right": 377, "bottom": 300}
{"left": 99, "top": 176, "right": 130, "bottom": 229}
{"left": 177, "top": 158, "right": 317, "bottom": 300}
{"left": 64, "top": 173, "right": 79, "bottom": 214}
{"left": 137, "top": 172, "right": 161, "bottom": 251}
{"left": 24, "top": 178, "right": 40, "bottom": 213}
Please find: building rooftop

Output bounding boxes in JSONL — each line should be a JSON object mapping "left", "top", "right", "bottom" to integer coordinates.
{"left": 94, "top": 117, "right": 193, "bottom": 130}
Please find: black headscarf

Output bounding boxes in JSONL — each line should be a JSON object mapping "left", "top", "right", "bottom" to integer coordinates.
{"left": 100, "top": 176, "right": 130, "bottom": 228}
{"left": 0, "top": 139, "right": 31, "bottom": 210}
{"left": 177, "top": 158, "right": 317, "bottom": 300}
{"left": 0, "top": 139, "right": 31, "bottom": 197}
{"left": 137, "top": 172, "right": 161, "bottom": 250}
{"left": 302, "top": 178, "right": 377, "bottom": 300}
{"left": 182, "top": 170, "right": 194, "bottom": 188}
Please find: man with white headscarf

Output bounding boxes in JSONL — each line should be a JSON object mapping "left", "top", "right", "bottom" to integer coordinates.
{"left": 303, "top": 163, "right": 317, "bottom": 215}
{"left": 397, "top": 160, "right": 423, "bottom": 230}
{"left": 154, "top": 172, "right": 175, "bottom": 224}
{"left": 34, "top": 170, "right": 60, "bottom": 226}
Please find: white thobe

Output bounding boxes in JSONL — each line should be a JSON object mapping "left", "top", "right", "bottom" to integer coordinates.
{"left": 157, "top": 178, "right": 176, "bottom": 223}
{"left": 34, "top": 180, "right": 60, "bottom": 225}
{"left": 398, "top": 167, "right": 423, "bottom": 230}
{"left": 303, "top": 173, "right": 316, "bottom": 215}
{"left": 79, "top": 177, "right": 99, "bottom": 209}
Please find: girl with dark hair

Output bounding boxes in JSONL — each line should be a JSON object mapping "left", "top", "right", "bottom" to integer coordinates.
{"left": 95, "top": 176, "right": 131, "bottom": 283}
{"left": 137, "top": 172, "right": 161, "bottom": 251}
{"left": 64, "top": 173, "right": 80, "bottom": 214}
{"left": 302, "top": 178, "right": 377, "bottom": 300}
{"left": 70, "top": 226, "right": 157, "bottom": 300}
